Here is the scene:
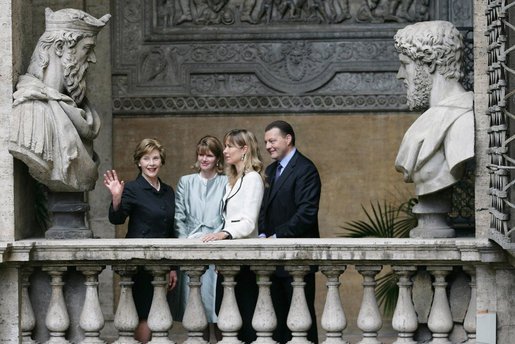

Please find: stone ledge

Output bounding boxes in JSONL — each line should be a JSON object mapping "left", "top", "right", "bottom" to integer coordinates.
{"left": 0, "top": 238, "right": 506, "bottom": 266}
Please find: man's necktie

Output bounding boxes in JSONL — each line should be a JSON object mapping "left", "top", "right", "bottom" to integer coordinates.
{"left": 274, "top": 164, "right": 283, "bottom": 184}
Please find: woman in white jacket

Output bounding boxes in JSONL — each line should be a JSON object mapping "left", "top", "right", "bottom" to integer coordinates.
{"left": 202, "top": 129, "right": 265, "bottom": 343}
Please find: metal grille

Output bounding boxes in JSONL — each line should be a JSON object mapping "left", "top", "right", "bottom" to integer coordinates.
{"left": 487, "top": 0, "right": 515, "bottom": 248}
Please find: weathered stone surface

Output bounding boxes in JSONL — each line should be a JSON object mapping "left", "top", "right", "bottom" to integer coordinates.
{"left": 449, "top": 271, "right": 471, "bottom": 322}
{"left": 449, "top": 323, "right": 467, "bottom": 343}
{"left": 411, "top": 270, "right": 432, "bottom": 324}
{"left": 111, "top": 0, "right": 473, "bottom": 114}
{"left": 8, "top": 8, "right": 110, "bottom": 193}
{"left": 394, "top": 21, "right": 474, "bottom": 200}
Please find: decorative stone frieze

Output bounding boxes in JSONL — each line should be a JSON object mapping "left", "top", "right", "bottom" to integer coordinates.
{"left": 111, "top": 0, "right": 473, "bottom": 115}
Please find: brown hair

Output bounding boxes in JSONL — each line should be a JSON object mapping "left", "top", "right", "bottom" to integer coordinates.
{"left": 133, "top": 138, "right": 166, "bottom": 170}
{"left": 193, "top": 135, "right": 224, "bottom": 174}
{"left": 224, "top": 129, "right": 265, "bottom": 186}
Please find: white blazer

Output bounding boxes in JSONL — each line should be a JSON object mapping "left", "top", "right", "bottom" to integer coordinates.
{"left": 222, "top": 171, "right": 264, "bottom": 239}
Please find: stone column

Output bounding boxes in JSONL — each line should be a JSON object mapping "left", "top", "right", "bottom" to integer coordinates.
{"left": 285, "top": 266, "right": 312, "bottom": 344}
{"left": 112, "top": 266, "right": 139, "bottom": 344}
{"left": 217, "top": 266, "right": 243, "bottom": 344}
{"left": 355, "top": 265, "right": 383, "bottom": 344}
{"left": 78, "top": 266, "right": 105, "bottom": 344}
{"left": 21, "top": 268, "right": 37, "bottom": 344}
{"left": 182, "top": 265, "right": 209, "bottom": 344}
{"left": 427, "top": 267, "right": 453, "bottom": 344}
{"left": 320, "top": 265, "right": 347, "bottom": 344}
{"left": 251, "top": 266, "right": 277, "bottom": 344}
{"left": 43, "top": 266, "right": 70, "bottom": 344}
{"left": 463, "top": 266, "right": 476, "bottom": 344}
{"left": 147, "top": 266, "right": 174, "bottom": 344}
{"left": 391, "top": 266, "right": 417, "bottom": 344}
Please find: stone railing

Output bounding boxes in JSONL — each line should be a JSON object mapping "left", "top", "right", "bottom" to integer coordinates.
{"left": 0, "top": 238, "right": 504, "bottom": 343}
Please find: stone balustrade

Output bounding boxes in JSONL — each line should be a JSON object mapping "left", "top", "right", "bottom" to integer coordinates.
{"left": 0, "top": 238, "right": 505, "bottom": 343}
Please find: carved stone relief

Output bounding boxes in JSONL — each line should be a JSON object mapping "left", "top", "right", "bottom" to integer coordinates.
{"left": 112, "top": 0, "right": 473, "bottom": 115}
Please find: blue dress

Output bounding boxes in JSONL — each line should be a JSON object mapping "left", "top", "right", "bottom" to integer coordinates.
{"left": 172, "top": 173, "right": 227, "bottom": 323}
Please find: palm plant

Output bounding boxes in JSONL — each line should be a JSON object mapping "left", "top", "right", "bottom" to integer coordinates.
{"left": 341, "top": 198, "right": 418, "bottom": 316}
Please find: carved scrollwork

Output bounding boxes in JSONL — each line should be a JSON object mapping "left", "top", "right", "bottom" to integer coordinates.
{"left": 113, "top": 94, "right": 408, "bottom": 114}
{"left": 112, "top": 0, "right": 473, "bottom": 115}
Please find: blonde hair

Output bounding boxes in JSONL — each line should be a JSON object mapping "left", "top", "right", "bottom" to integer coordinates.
{"left": 133, "top": 138, "right": 166, "bottom": 170}
{"left": 224, "top": 129, "right": 265, "bottom": 186}
{"left": 193, "top": 135, "right": 224, "bottom": 174}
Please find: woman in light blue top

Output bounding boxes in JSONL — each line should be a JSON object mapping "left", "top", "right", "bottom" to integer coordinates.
{"left": 172, "top": 135, "right": 227, "bottom": 341}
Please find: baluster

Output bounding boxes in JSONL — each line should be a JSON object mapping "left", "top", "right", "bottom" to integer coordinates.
{"left": 463, "top": 266, "right": 476, "bottom": 344}
{"left": 147, "top": 265, "right": 175, "bottom": 344}
{"left": 355, "top": 265, "right": 383, "bottom": 344}
{"left": 43, "top": 266, "right": 70, "bottom": 344}
{"left": 285, "top": 266, "right": 312, "bottom": 344}
{"left": 112, "top": 266, "right": 140, "bottom": 344}
{"left": 217, "top": 266, "right": 243, "bottom": 344}
{"left": 21, "top": 267, "right": 37, "bottom": 344}
{"left": 320, "top": 265, "right": 347, "bottom": 344}
{"left": 427, "top": 267, "right": 453, "bottom": 344}
{"left": 78, "top": 266, "right": 106, "bottom": 344}
{"left": 391, "top": 266, "right": 417, "bottom": 344}
{"left": 182, "top": 265, "right": 208, "bottom": 344}
{"left": 251, "top": 266, "right": 277, "bottom": 344}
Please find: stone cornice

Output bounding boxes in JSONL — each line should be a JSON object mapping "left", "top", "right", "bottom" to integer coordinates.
{"left": 0, "top": 238, "right": 507, "bottom": 267}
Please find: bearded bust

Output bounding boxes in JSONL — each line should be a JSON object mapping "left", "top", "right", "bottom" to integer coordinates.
{"left": 9, "top": 8, "right": 110, "bottom": 192}
{"left": 393, "top": 21, "right": 474, "bottom": 196}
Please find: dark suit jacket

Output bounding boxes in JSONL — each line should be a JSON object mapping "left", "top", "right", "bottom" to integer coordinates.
{"left": 109, "top": 173, "right": 175, "bottom": 238}
{"left": 258, "top": 150, "right": 321, "bottom": 239}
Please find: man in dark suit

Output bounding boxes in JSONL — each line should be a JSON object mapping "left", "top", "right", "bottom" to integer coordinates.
{"left": 258, "top": 120, "right": 321, "bottom": 344}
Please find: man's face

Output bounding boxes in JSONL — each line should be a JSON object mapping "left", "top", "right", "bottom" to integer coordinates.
{"left": 62, "top": 36, "right": 97, "bottom": 104}
{"left": 265, "top": 128, "right": 292, "bottom": 161}
{"left": 397, "top": 53, "right": 432, "bottom": 111}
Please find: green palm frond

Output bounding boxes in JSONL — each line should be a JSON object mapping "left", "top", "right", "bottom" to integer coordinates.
{"left": 342, "top": 201, "right": 397, "bottom": 238}
{"left": 376, "top": 271, "right": 399, "bottom": 317}
{"left": 340, "top": 197, "right": 418, "bottom": 317}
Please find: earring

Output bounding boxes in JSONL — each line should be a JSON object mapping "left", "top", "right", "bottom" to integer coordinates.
{"left": 216, "top": 162, "right": 219, "bottom": 167}
{"left": 138, "top": 164, "right": 141, "bottom": 167}
{"left": 241, "top": 153, "right": 245, "bottom": 161}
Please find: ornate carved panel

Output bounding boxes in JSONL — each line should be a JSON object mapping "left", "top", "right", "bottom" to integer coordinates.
{"left": 112, "top": 0, "right": 473, "bottom": 115}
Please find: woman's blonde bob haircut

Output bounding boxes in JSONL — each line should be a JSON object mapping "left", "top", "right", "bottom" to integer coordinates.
{"left": 224, "top": 129, "right": 265, "bottom": 186}
{"left": 133, "top": 138, "right": 166, "bottom": 171}
{"left": 193, "top": 135, "right": 224, "bottom": 174}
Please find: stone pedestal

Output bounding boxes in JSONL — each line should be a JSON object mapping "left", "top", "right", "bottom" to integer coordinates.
{"left": 410, "top": 189, "right": 455, "bottom": 238}
{"left": 46, "top": 192, "right": 92, "bottom": 239}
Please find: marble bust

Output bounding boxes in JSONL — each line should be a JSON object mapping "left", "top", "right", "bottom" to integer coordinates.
{"left": 9, "top": 8, "right": 110, "bottom": 192}
{"left": 393, "top": 21, "right": 474, "bottom": 238}
{"left": 394, "top": 20, "right": 474, "bottom": 196}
